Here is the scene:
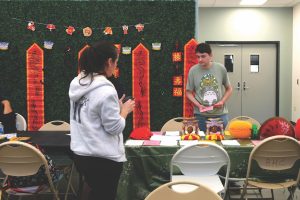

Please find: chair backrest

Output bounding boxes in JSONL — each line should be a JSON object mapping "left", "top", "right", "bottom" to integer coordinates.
{"left": 145, "top": 181, "right": 223, "bottom": 200}
{"left": 15, "top": 113, "right": 27, "bottom": 131}
{"left": 247, "top": 135, "right": 300, "bottom": 172}
{"left": 39, "top": 120, "right": 70, "bottom": 131}
{"left": 171, "top": 142, "right": 230, "bottom": 176}
{"left": 225, "top": 116, "right": 260, "bottom": 131}
{"left": 0, "top": 141, "right": 49, "bottom": 176}
{"left": 161, "top": 117, "right": 184, "bottom": 132}
{"left": 0, "top": 141, "right": 58, "bottom": 197}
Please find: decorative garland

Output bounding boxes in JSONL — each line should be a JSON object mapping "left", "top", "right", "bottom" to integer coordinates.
{"left": 132, "top": 43, "right": 150, "bottom": 129}
{"left": 26, "top": 43, "right": 44, "bottom": 131}
{"left": 183, "top": 39, "right": 198, "bottom": 118}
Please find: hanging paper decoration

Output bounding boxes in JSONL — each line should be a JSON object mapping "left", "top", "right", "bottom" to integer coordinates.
{"left": 83, "top": 27, "right": 92, "bottom": 37}
{"left": 113, "top": 66, "right": 120, "bottom": 78}
{"left": 0, "top": 42, "right": 9, "bottom": 50}
{"left": 66, "top": 26, "right": 75, "bottom": 35}
{"left": 135, "top": 23, "right": 144, "bottom": 32}
{"left": 114, "top": 44, "right": 121, "bottom": 54}
{"left": 122, "top": 47, "right": 131, "bottom": 55}
{"left": 27, "top": 21, "right": 35, "bottom": 31}
{"left": 183, "top": 39, "right": 198, "bottom": 117}
{"left": 43, "top": 41, "right": 54, "bottom": 49}
{"left": 46, "top": 24, "right": 56, "bottom": 31}
{"left": 173, "top": 87, "right": 183, "bottom": 97}
{"left": 132, "top": 43, "right": 150, "bottom": 129}
{"left": 78, "top": 45, "right": 90, "bottom": 74}
{"left": 173, "top": 76, "right": 183, "bottom": 86}
{"left": 26, "top": 43, "right": 44, "bottom": 131}
{"left": 122, "top": 25, "right": 128, "bottom": 34}
{"left": 172, "top": 52, "right": 182, "bottom": 62}
{"left": 152, "top": 43, "right": 161, "bottom": 51}
{"left": 103, "top": 27, "right": 113, "bottom": 35}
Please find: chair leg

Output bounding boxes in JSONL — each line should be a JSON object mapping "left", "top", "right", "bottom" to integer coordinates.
{"left": 64, "top": 163, "right": 75, "bottom": 200}
{"left": 270, "top": 189, "right": 274, "bottom": 200}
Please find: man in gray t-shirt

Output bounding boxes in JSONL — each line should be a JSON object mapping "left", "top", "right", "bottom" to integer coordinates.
{"left": 186, "top": 43, "right": 233, "bottom": 132}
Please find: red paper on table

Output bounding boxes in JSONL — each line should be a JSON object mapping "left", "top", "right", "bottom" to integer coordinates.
{"left": 183, "top": 39, "right": 198, "bottom": 117}
{"left": 26, "top": 43, "right": 44, "bottom": 131}
{"left": 132, "top": 43, "right": 150, "bottom": 129}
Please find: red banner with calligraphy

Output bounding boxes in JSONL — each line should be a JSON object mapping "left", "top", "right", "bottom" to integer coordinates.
{"left": 183, "top": 39, "right": 198, "bottom": 118}
{"left": 132, "top": 43, "right": 150, "bottom": 129}
{"left": 26, "top": 43, "right": 44, "bottom": 130}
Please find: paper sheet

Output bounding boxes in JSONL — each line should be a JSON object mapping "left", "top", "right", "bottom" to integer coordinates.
{"left": 165, "top": 131, "right": 180, "bottom": 136}
{"left": 179, "top": 140, "right": 199, "bottom": 146}
{"left": 125, "top": 139, "right": 144, "bottom": 146}
{"left": 143, "top": 140, "right": 160, "bottom": 146}
{"left": 221, "top": 140, "right": 240, "bottom": 146}
{"left": 160, "top": 140, "right": 178, "bottom": 146}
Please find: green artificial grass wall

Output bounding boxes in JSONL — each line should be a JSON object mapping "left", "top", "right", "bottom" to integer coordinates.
{"left": 0, "top": 1, "right": 195, "bottom": 137}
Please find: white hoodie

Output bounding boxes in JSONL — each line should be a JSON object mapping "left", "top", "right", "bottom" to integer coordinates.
{"left": 69, "top": 73, "right": 126, "bottom": 162}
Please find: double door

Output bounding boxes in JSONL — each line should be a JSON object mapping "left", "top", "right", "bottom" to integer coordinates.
{"left": 210, "top": 43, "right": 277, "bottom": 123}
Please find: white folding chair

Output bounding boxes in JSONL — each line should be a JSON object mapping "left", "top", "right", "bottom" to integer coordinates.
{"left": 241, "top": 135, "right": 300, "bottom": 200}
{"left": 15, "top": 113, "right": 27, "bottom": 131}
{"left": 0, "top": 141, "right": 60, "bottom": 200}
{"left": 39, "top": 120, "right": 70, "bottom": 131}
{"left": 161, "top": 117, "right": 184, "bottom": 132}
{"left": 145, "top": 181, "right": 222, "bottom": 200}
{"left": 39, "top": 120, "right": 75, "bottom": 200}
{"left": 170, "top": 142, "right": 230, "bottom": 199}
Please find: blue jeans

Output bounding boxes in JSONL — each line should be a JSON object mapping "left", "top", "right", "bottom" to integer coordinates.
{"left": 195, "top": 114, "right": 229, "bottom": 133}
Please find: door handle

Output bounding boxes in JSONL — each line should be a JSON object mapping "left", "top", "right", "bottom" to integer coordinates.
{"left": 235, "top": 82, "right": 240, "bottom": 90}
{"left": 243, "top": 81, "right": 249, "bottom": 90}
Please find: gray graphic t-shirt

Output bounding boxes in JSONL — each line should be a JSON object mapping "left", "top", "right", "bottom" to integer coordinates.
{"left": 186, "top": 62, "right": 230, "bottom": 116}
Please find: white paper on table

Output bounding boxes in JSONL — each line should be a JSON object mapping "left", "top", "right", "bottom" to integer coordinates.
{"left": 150, "top": 135, "right": 164, "bottom": 141}
{"left": 165, "top": 131, "right": 180, "bottom": 136}
{"left": 3, "top": 133, "right": 17, "bottom": 139}
{"left": 125, "top": 139, "right": 144, "bottom": 146}
{"left": 160, "top": 140, "right": 178, "bottom": 146}
{"left": 221, "top": 140, "right": 240, "bottom": 146}
{"left": 179, "top": 140, "right": 199, "bottom": 146}
{"left": 161, "top": 135, "right": 181, "bottom": 141}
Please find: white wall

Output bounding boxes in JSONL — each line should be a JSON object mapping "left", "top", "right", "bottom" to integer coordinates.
{"left": 197, "top": 7, "right": 293, "bottom": 120}
{"left": 292, "top": 4, "right": 300, "bottom": 121}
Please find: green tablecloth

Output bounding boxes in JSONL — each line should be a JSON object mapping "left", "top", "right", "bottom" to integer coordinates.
{"left": 117, "top": 140, "right": 253, "bottom": 200}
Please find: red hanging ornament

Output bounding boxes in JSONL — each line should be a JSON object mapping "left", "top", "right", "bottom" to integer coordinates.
{"left": 135, "top": 23, "right": 144, "bottom": 32}
{"left": 172, "top": 52, "right": 182, "bottom": 62}
{"left": 122, "top": 25, "right": 128, "bottom": 34}
{"left": 114, "top": 44, "right": 121, "bottom": 54}
{"left": 103, "top": 27, "right": 113, "bottom": 35}
{"left": 46, "top": 24, "right": 56, "bottom": 31}
{"left": 27, "top": 21, "right": 35, "bottom": 31}
{"left": 113, "top": 66, "right": 120, "bottom": 78}
{"left": 66, "top": 26, "right": 75, "bottom": 35}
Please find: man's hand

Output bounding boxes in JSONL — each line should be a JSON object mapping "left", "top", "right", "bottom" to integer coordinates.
{"left": 213, "top": 100, "right": 224, "bottom": 108}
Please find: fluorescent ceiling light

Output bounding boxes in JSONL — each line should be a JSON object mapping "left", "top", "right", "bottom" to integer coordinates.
{"left": 240, "top": 0, "right": 268, "bottom": 5}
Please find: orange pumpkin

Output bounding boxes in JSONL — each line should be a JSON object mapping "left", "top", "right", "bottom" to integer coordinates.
{"left": 228, "top": 120, "right": 252, "bottom": 139}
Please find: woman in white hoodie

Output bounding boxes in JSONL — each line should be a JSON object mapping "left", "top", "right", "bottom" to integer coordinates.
{"left": 69, "top": 41, "right": 135, "bottom": 200}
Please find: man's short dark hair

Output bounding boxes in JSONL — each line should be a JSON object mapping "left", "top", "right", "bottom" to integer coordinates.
{"left": 195, "top": 43, "right": 212, "bottom": 54}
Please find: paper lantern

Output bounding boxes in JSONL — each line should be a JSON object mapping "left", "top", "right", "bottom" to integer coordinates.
{"left": 259, "top": 117, "right": 295, "bottom": 140}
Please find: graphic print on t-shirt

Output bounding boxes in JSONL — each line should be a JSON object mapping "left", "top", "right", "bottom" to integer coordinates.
{"left": 199, "top": 74, "right": 219, "bottom": 106}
